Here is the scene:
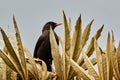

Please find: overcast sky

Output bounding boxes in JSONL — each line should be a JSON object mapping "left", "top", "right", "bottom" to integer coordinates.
{"left": 0, "top": 0, "right": 120, "bottom": 54}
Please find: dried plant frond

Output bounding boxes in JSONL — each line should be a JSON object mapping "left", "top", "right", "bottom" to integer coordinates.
{"left": 0, "top": 12, "right": 120, "bottom": 80}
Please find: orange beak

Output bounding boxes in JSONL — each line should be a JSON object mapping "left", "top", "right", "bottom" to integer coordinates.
{"left": 55, "top": 22, "right": 62, "bottom": 27}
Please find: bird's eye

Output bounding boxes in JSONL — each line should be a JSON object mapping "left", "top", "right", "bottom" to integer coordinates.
{"left": 49, "top": 59, "right": 51, "bottom": 62}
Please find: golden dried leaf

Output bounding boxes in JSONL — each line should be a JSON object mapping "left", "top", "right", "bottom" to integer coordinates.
{"left": 0, "top": 27, "right": 24, "bottom": 79}
{"left": 94, "top": 38, "right": 104, "bottom": 80}
{"left": 68, "top": 15, "right": 82, "bottom": 79}
{"left": 106, "top": 32, "right": 113, "bottom": 80}
{"left": 82, "top": 58, "right": 97, "bottom": 70}
{"left": 111, "top": 32, "right": 120, "bottom": 79}
{"left": 66, "top": 55, "right": 93, "bottom": 80}
{"left": 50, "top": 27, "right": 63, "bottom": 80}
{"left": 72, "top": 15, "right": 82, "bottom": 61}
{"left": 23, "top": 43, "right": 39, "bottom": 79}
{"left": 117, "top": 42, "right": 120, "bottom": 74}
{"left": 78, "top": 25, "right": 104, "bottom": 66}
{"left": 82, "top": 50, "right": 100, "bottom": 80}
{"left": 63, "top": 11, "right": 71, "bottom": 79}
{"left": 13, "top": 16, "right": 27, "bottom": 79}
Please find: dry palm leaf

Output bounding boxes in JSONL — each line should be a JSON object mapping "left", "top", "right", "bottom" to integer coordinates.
{"left": 50, "top": 27, "right": 63, "bottom": 80}
{"left": 13, "top": 16, "right": 27, "bottom": 80}
{"left": 106, "top": 32, "right": 113, "bottom": 80}
{"left": 66, "top": 55, "right": 94, "bottom": 80}
{"left": 82, "top": 50, "right": 100, "bottom": 80}
{"left": 0, "top": 27, "right": 24, "bottom": 79}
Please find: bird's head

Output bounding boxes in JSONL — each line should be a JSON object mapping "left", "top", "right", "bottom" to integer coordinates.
{"left": 42, "top": 21, "right": 62, "bottom": 32}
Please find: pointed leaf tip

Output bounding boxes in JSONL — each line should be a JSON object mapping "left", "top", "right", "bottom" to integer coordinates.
{"left": 63, "top": 11, "right": 66, "bottom": 18}
{"left": 111, "top": 30, "right": 114, "bottom": 35}
{"left": 0, "top": 27, "right": 2, "bottom": 31}
{"left": 101, "top": 24, "right": 104, "bottom": 29}
{"left": 80, "top": 14, "right": 81, "bottom": 16}
{"left": 102, "top": 24, "right": 104, "bottom": 26}
{"left": 98, "top": 25, "right": 104, "bottom": 33}
{"left": 108, "top": 32, "right": 110, "bottom": 36}
{"left": 63, "top": 10, "right": 65, "bottom": 14}
{"left": 111, "top": 30, "right": 115, "bottom": 42}
{"left": 78, "top": 14, "right": 81, "bottom": 21}
{"left": 13, "top": 15, "right": 16, "bottom": 24}
{"left": 119, "top": 41, "right": 120, "bottom": 48}
{"left": 13, "top": 15, "right": 15, "bottom": 20}
{"left": 107, "top": 32, "right": 111, "bottom": 43}
{"left": 91, "top": 19, "right": 94, "bottom": 24}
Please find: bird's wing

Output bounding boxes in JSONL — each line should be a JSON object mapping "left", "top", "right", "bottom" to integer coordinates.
{"left": 33, "top": 35, "right": 44, "bottom": 58}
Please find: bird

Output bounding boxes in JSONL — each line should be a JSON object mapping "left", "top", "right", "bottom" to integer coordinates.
{"left": 33, "top": 21, "right": 62, "bottom": 71}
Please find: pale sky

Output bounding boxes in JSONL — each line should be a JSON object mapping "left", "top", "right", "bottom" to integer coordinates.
{"left": 0, "top": 0, "right": 120, "bottom": 54}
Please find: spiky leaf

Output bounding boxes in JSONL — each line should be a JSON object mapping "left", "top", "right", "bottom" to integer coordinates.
{"left": 50, "top": 27, "right": 63, "bottom": 80}
{"left": 0, "top": 27, "right": 24, "bottom": 79}
{"left": 13, "top": 16, "right": 27, "bottom": 80}
{"left": 66, "top": 55, "right": 93, "bottom": 80}
{"left": 82, "top": 50, "right": 100, "bottom": 80}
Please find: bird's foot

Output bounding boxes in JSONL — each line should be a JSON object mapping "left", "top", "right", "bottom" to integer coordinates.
{"left": 51, "top": 64, "right": 55, "bottom": 73}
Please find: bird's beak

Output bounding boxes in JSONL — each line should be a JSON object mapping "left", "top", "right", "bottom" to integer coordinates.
{"left": 55, "top": 22, "right": 62, "bottom": 27}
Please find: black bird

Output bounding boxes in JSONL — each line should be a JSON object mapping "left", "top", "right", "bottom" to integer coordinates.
{"left": 33, "top": 22, "right": 62, "bottom": 71}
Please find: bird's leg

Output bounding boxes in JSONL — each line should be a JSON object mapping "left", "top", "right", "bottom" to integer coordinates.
{"left": 50, "top": 64, "right": 55, "bottom": 73}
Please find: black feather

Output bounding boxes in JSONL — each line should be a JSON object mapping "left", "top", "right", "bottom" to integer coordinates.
{"left": 33, "top": 22, "right": 60, "bottom": 71}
